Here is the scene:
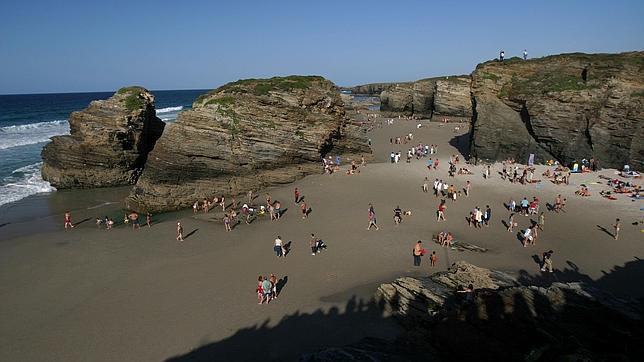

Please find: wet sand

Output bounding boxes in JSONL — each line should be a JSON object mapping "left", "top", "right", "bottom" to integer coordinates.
{"left": 1, "top": 118, "right": 642, "bottom": 361}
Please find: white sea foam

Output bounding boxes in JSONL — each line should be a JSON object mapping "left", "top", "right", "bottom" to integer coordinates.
{"left": 156, "top": 106, "right": 183, "bottom": 114}
{"left": 0, "top": 162, "right": 55, "bottom": 207}
{"left": 0, "top": 120, "right": 70, "bottom": 150}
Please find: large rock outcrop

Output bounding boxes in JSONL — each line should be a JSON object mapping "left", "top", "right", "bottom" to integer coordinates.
{"left": 379, "top": 76, "right": 472, "bottom": 119}
{"left": 370, "top": 261, "right": 644, "bottom": 361}
{"left": 128, "top": 76, "right": 370, "bottom": 212}
{"left": 341, "top": 83, "right": 402, "bottom": 95}
{"left": 41, "top": 87, "right": 165, "bottom": 188}
{"left": 470, "top": 52, "right": 644, "bottom": 170}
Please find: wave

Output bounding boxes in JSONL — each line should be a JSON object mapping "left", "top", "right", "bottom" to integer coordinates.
{"left": 0, "top": 120, "right": 70, "bottom": 150}
{"left": 0, "top": 162, "right": 56, "bottom": 207}
{"left": 156, "top": 106, "right": 183, "bottom": 114}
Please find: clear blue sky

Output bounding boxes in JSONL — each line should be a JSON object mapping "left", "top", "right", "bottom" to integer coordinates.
{"left": 1, "top": 0, "right": 642, "bottom": 94}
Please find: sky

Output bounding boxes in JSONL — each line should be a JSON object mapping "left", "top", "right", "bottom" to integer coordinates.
{"left": 1, "top": 0, "right": 642, "bottom": 94}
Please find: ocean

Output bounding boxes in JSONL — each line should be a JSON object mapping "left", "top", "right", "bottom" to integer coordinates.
{"left": 0, "top": 89, "right": 208, "bottom": 208}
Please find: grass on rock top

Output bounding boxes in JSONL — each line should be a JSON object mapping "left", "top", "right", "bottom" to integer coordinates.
{"left": 195, "top": 75, "right": 326, "bottom": 104}
{"left": 117, "top": 86, "right": 148, "bottom": 111}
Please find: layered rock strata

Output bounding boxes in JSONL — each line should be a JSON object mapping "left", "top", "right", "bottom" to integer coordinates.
{"left": 41, "top": 87, "right": 164, "bottom": 188}
{"left": 128, "top": 76, "right": 370, "bottom": 212}
{"left": 470, "top": 52, "right": 644, "bottom": 169}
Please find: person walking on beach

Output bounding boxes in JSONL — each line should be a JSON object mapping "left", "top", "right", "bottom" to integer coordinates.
{"left": 146, "top": 212, "right": 152, "bottom": 228}
{"left": 437, "top": 200, "right": 446, "bottom": 222}
{"left": 484, "top": 205, "right": 492, "bottom": 227}
{"left": 300, "top": 201, "right": 308, "bottom": 219}
{"left": 613, "top": 218, "right": 621, "bottom": 240}
{"left": 541, "top": 250, "right": 554, "bottom": 272}
{"left": 256, "top": 276, "right": 264, "bottom": 304}
{"left": 274, "top": 236, "right": 283, "bottom": 257}
{"left": 422, "top": 177, "right": 429, "bottom": 193}
{"left": 430, "top": 251, "right": 437, "bottom": 267}
{"left": 538, "top": 212, "right": 545, "bottom": 231}
{"left": 176, "top": 221, "right": 184, "bottom": 241}
{"left": 413, "top": 241, "right": 425, "bottom": 266}
{"left": 394, "top": 205, "right": 402, "bottom": 226}
{"left": 367, "top": 208, "right": 379, "bottom": 230}
{"left": 64, "top": 211, "right": 74, "bottom": 230}
{"left": 465, "top": 181, "right": 471, "bottom": 197}
{"left": 294, "top": 187, "right": 300, "bottom": 204}
{"left": 193, "top": 201, "right": 199, "bottom": 214}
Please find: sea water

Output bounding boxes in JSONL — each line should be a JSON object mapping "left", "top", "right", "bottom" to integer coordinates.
{"left": 0, "top": 89, "right": 207, "bottom": 207}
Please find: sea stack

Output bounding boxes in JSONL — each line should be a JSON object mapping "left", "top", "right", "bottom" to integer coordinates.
{"left": 128, "top": 75, "right": 370, "bottom": 212}
{"left": 41, "top": 86, "right": 165, "bottom": 188}
{"left": 469, "top": 51, "right": 644, "bottom": 169}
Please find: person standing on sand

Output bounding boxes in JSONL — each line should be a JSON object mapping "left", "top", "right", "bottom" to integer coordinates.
{"left": 541, "top": 250, "right": 554, "bottom": 272}
{"left": 507, "top": 213, "right": 516, "bottom": 232}
{"left": 423, "top": 177, "right": 429, "bottom": 193}
{"left": 294, "top": 187, "right": 300, "bottom": 204}
{"left": 269, "top": 273, "right": 278, "bottom": 299}
{"left": 224, "top": 214, "right": 232, "bottom": 232}
{"left": 367, "top": 208, "right": 379, "bottom": 230}
{"left": 538, "top": 212, "right": 545, "bottom": 231}
{"left": 484, "top": 205, "right": 492, "bottom": 227}
{"left": 64, "top": 211, "right": 74, "bottom": 230}
{"left": 176, "top": 222, "right": 184, "bottom": 241}
{"left": 413, "top": 241, "right": 425, "bottom": 266}
{"left": 465, "top": 180, "right": 471, "bottom": 197}
{"left": 430, "top": 251, "right": 437, "bottom": 267}
{"left": 247, "top": 190, "right": 253, "bottom": 204}
{"left": 146, "top": 213, "right": 152, "bottom": 228}
{"left": 274, "top": 201, "right": 282, "bottom": 220}
{"left": 310, "top": 233, "right": 318, "bottom": 255}
{"left": 256, "top": 276, "right": 264, "bottom": 304}
{"left": 300, "top": 202, "right": 308, "bottom": 219}
{"left": 437, "top": 200, "right": 447, "bottom": 222}
{"left": 193, "top": 201, "right": 199, "bottom": 214}
{"left": 613, "top": 218, "right": 621, "bottom": 240}
{"left": 261, "top": 276, "right": 273, "bottom": 304}
{"left": 274, "top": 236, "right": 283, "bottom": 257}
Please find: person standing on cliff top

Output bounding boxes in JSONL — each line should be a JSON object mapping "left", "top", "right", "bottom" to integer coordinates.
{"left": 499, "top": 50, "right": 505, "bottom": 62}
{"left": 523, "top": 49, "right": 528, "bottom": 60}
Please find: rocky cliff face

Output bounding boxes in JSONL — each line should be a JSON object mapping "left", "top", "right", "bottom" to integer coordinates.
{"left": 470, "top": 52, "right": 644, "bottom": 169}
{"left": 341, "top": 83, "right": 402, "bottom": 95}
{"left": 379, "top": 76, "right": 472, "bottom": 119}
{"left": 41, "top": 87, "right": 165, "bottom": 188}
{"left": 128, "top": 76, "right": 370, "bottom": 212}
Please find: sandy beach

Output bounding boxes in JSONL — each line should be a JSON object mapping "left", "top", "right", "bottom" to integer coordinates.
{"left": 1, "top": 117, "right": 642, "bottom": 361}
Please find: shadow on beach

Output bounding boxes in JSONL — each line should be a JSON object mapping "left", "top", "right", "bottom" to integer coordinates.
{"left": 166, "top": 258, "right": 644, "bottom": 361}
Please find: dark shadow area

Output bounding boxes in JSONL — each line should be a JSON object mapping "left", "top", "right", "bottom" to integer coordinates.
{"left": 0, "top": 222, "right": 10, "bottom": 228}
{"left": 305, "top": 207, "right": 312, "bottom": 217}
{"left": 596, "top": 224, "right": 614, "bottom": 238}
{"left": 501, "top": 220, "right": 509, "bottom": 229}
{"left": 276, "top": 276, "right": 288, "bottom": 295}
{"left": 166, "top": 259, "right": 644, "bottom": 361}
{"left": 449, "top": 133, "right": 471, "bottom": 160}
{"left": 283, "top": 241, "right": 292, "bottom": 256}
{"left": 278, "top": 208, "right": 288, "bottom": 217}
{"left": 297, "top": 196, "right": 305, "bottom": 203}
{"left": 73, "top": 217, "right": 92, "bottom": 226}
{"left": 184, "top": 229, "right": 198, "bottom": 239}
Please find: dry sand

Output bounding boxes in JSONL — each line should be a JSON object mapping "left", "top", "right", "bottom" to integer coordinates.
{"left": 0, "top": 117, "right": 642, "bottom": 361}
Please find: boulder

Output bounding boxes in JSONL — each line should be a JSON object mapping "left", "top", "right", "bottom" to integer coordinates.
{"left": 41, "top": 87, "right": 165, "bottom": 188}
{"left": 128, "top": 76, "right": 371, "bottom": 212}
{"left": 470, "top": 52, "right": 644, "bottom": 170}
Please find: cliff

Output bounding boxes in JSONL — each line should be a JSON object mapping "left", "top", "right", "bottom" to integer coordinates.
{"left": 41, "top": 87, "right": 165, "bottom": 188}
{"left": 128, "top": 76, "right": 370, "bottom": 212}
{"left": 340, "top": 82, "right": 403, "bottom": 95}
{"left": 470, "top": 52, "right": 644, "bottom": 169}
{"left": 379, "top": 76, "right": 472, "bottom": 118}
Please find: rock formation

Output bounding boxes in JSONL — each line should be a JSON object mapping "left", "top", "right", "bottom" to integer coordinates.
{"left": 379, "top": 76, "right": 472, "bottom": 119}
{"left": 306, "top": 261, "right": 643, "bottom": 361}
{"left": 41, "top": 87, "right": 165, "bottom": 188}
{"left": 128, "top": 76, "right": 370, "bottom": 212}
{"left": 470, "top": 52, "right": 644, "bottom": 170}
{"left": 340, "top": 83, "right": 402, "bottom": 95}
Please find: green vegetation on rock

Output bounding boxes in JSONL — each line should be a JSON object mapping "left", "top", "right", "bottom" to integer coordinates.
{"left": 632, "top": 91, "right": 644, "bottom": 97}
{"left": 123, "top": 93, "right": 145, "bottom": 111}
{"left": 481, "top": 72, "right": 500, "bottom": 81}
{"left": 196, "top": 75, "right": 326, "bottom": 104}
